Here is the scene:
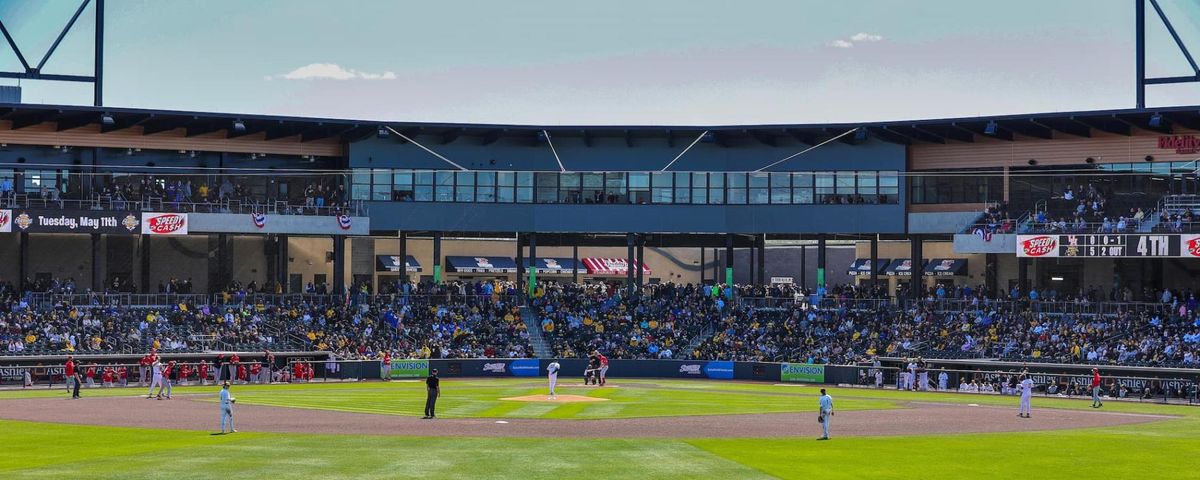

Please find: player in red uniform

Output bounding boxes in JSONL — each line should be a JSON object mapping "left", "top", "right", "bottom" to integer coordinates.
{"left": 198, "top": 360, "right": 210, "bottom": 386}
{"left": 160, "top": 360, "right": 175, "bottom": 399}
{"left": 1090, "top": 368, "right": 1104, "bottom": 408}
{"left": 179, "top": 363, "right": 192, "bottom": 386}
{"left": 117, "top": 365, "right": 128, "bottom": 387}
{"left": 85, "top": 363, "right": 97, "bottom": 388}
{"left": 249, "top": 362, "right": 262, "bottom": 384}
{"left": 64, "top": 356, "right": 77, "bottom": 393}
{"left": 305, "top": 362, "right": 315, "bottom": 381}
{"left": 293, "top": 362, "right": 304, "bottom": 383}
{"left": 137, "top": 354, "right": 150, "bottom": 386}
{"left": 381, "top": 351, "right": 392, "bottom": 381}
{"left": 102, "top": 366, "right": 114, "bottom": 387}
{"left": 597, "top": 352, "right": 610, "bottom": 386}
{"left": 229, "top": 353, "right": 241, "bottom": 384}
{"left": 237, "top": 363, "right": 248, "bottom": 383}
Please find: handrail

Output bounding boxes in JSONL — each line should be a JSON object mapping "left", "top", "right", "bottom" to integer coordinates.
{"left": 0, "top": 194, "right": 366, "bottom": 216}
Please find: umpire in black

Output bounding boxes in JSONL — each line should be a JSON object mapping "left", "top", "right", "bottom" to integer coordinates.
{"left": 422, "top": 368, "right": 440, "bottom": 419}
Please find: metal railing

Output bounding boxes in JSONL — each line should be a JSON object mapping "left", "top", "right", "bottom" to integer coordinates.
{"left": 0, "top": 192, "right": 366, "bottom": 216}
{"left": 25, "top": 291, "right": 524, "bottom": 309}
{"left": 736, "top": 296, "right": 1175, "bottom": 317}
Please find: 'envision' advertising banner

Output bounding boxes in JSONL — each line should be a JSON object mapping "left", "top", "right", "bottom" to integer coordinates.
{"left": 781, "top": 363, "right": 826, "bottom": 383}
{"left": 389, "top": 360, "right": 430, "bottom": 379}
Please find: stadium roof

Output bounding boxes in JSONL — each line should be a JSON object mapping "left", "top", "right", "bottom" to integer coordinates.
{"left": 0, "top": 102, "right": 1193, "bottom": 146}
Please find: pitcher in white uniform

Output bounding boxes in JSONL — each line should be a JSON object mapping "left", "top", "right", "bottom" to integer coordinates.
{"left": 1018, "top": 375, "right": 1034, "bottom": 418}
{"left": 817, "top": 388, "right": 834, "bottom": 440}
{"left": 146, "top": 360, "right": 164, "bottom": 399}
{"left": 547, "top": 360, "right": 560, "bottom": 399}
{"left": 219, "top": 381, "right": 236, "bottom": 434}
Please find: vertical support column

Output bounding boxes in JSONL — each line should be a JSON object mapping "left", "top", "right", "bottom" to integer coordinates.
{"left": 332, "top": 235, "right": 346, "bottom": 295}
{"left": 724, "top": 234, "right": 734, "bottom": 293}
{"left": 528, "top": 232, "right": 538, "bottom": 297}
{"left": 1018, "top": 257, "right": 1029, "bottom": 295}
{"left": 91, "top": 234, "right": 102, "bottom": 292}
{"left": 140, "top": 234, "right": 151, "bottom": 293}
{"left": 817, "top": 235, "right": 827, "bottom": 289}
{"left": 18, "top": 232, "right": 28, "bottom": 291}
{"left": 910, "top": 235, "right": 924, "bottom": 299}
{"left": 869, "top": 235, "right": 879, "bottom": 289}
{"left": 398, "top": 231, "right": 407, "bottom": 283}
{"left": 700, "top": 248, "right": 706, "bottom": 284}
{"left": 571, "top": 244, "right": 579, "bottom": 283}
{"left": 636, "top": 235, "right": 645, "bottom": 288}
{"left": 94, "top": 0, "right": 104, "bottom": 107}
{"left": 516, "top": 233, "right": 525, "bottom": 295}
{"left": 705, "top": 249, "right": 715, "bottom": 283}
{"left": 432, "top": 232, "right": 443, "bottom": 284}
{"left": 1135, "top": 0, "right": 1146, "bottom": 109}
{"left": 748, "top": 244, "right": 755, "bottom": 285}
{"left": 279, "top": 234, "right": 289, "bottom": 292}
{"left": 756, "top": 234, "right": 766, "bottom": 285}
{"left": 985, "top": 252, "right": 997, "bottom": 297}
{"left": 626, "top": 233, "right": 635, "bottom": 294}
{"left": 800, "top": 244, "right": 807, "bottom": 289}
{"left": 218, "top": 234, "right": 232, "bottom": 291}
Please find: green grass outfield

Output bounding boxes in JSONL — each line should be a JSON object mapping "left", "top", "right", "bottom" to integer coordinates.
{"left": 1, "top": 379, "right": 1197, "bottom": 479}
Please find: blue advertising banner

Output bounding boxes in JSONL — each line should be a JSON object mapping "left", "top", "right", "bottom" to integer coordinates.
{"left": 511, "top": 359, "right": 541, "bottom": 377}
{"left": 703, "top": 361, "right": 735, "bottom": 379}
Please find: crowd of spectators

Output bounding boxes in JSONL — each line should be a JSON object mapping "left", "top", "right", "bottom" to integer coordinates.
{"left": 4, "top": 277, "right": 1200, "bottom": 370}
{"left": 533, "top": 282, "right": 727, "bottom": 360}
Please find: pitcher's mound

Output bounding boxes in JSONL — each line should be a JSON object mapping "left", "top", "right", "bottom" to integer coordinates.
{"left": 500, "top": 395, "right": 609, "bottom": 403}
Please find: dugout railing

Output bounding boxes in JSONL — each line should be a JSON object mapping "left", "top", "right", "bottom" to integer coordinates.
{"left": 3, "top": 355, "right": 1197, "bottom": 406}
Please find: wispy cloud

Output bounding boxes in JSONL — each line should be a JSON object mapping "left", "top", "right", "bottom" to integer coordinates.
{"left": 828, "top": 32, "right": 884, "bottom": 48}
{"left": 267, "top": 63, "right": 397, "bottom": 81}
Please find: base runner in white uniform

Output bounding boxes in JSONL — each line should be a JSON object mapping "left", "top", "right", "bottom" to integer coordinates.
{"left": 1018, "top": 375, "right": 1034, "bottom": 418}
{"left": 547, "top": 360, "right": 560, "bottom": 399}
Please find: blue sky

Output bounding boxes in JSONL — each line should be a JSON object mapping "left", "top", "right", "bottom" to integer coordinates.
{"left": 0, "top": 0, "right": 1198, "bottom": 125}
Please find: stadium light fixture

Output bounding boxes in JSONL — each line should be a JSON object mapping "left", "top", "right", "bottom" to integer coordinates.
{"left": 232, "top": 120, "right": 246, "bottom": 133}
{"left": 853, "top": 127, "right": 868, "bottom": 141}
{"left": 1148, "top": 113, "right": 1163, "bottom": 128}
{"left": 377, "top": 126, "right": 389, "bottom": 139}
{"left": 100, "top": 113, "right": 114, "bottom": 126}
{"left": 983, "top": 121, "right": 998, "bottom": 135}
{"left": 700, "top": 132, "right": 716, "bottom": 143}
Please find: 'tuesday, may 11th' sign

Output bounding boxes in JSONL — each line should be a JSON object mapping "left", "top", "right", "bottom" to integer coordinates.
{"left": 0, "top": 209, "right": 141, "bottom": 234}
{"left": 390, "top": 360, "right": 430, "bottom": 379}
{"left": 781, "top": 363, "right": 826, "bottom": 383}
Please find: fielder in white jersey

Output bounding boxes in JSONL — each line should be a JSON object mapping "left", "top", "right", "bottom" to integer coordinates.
{"left": 547, "top": 361, "right": 560, "bottom": 399}
{"left": 147, "top": 360, "right": 164, "bottom": 399}
{"left": 938, "top": 371, "right": 949, "bottom": 391}
{"left": 1018, "top": 375, "right": 1034, "bottom": 418}
{"left": 817, "top": 388, "right": 834, "bottom": 440}
{"left": 218, "top": 381, "right": 236, "bottom": 434}
{"left": 906, "top": 362, "right": 918, "bottom": 390}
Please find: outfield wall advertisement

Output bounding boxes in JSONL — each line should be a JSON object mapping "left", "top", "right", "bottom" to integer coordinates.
{"left": 781, "top": 363, "right": 826, "bottom": 383}
{"left": 389, "top": 360, "right": 430, "bottom": 379}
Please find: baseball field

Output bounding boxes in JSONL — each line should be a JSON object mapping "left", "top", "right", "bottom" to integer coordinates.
{"left": 0, "top": 378, "right": 1194, "bottom": 479}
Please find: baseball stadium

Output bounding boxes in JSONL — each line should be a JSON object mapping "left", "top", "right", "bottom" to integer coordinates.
{"left": 2, "top": 1, "right": 1200, "bottom": 479}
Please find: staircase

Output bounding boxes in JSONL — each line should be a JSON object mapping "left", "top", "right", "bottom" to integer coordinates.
{"left": 679, "top": 324, "right": 715, "bottom": 360}
{"left": 520, "top": 306, "right": 553, "bottom": 358}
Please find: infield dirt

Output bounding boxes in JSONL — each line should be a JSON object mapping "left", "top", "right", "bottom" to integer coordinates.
{"left": 0, "top": 395, "right": 1171, "bottom": 438}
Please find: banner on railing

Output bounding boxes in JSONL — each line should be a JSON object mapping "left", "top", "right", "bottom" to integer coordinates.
{"left": 1016, "top": 234, "right": 1200, "bottom": 258}
{"left": 781, "top": 363, "right": 825, "bottom": 383}
{"left": 142, "top": 212, "right": 189, "bottom": 235}
{"left": 0, "top": 209, "right": 142, "bottom": 234}
{"left": 389, "top": 359, "right": 430, "bottom": 379}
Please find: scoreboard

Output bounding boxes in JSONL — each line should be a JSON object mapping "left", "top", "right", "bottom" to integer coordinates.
{"left": 1016, "top": 234, "right": 1200, "bottom": 258}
